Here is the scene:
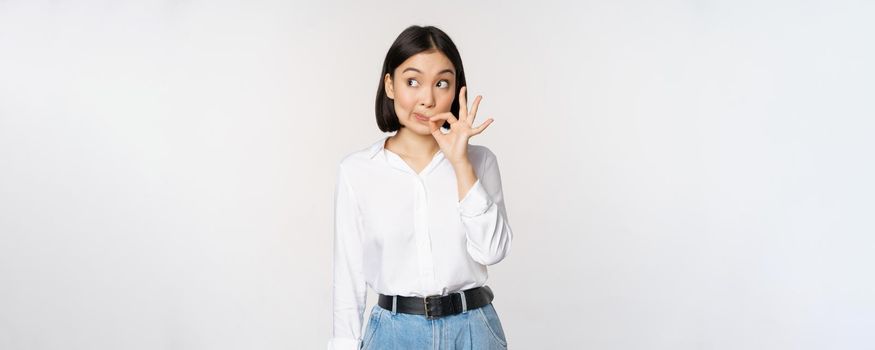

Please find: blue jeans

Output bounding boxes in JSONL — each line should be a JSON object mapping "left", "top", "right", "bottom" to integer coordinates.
{"left": 360, "top": 302, "right": 508, "bottom": 350}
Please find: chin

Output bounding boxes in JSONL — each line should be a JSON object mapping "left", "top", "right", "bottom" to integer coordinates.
{"left": 411, "top": 126, "right": 433, "bottom": 135}
{"left": 401, "top": 122, "right": 431, "bottom": 135}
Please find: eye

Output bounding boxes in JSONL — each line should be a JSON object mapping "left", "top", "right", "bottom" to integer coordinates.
{"left": 436, "top": 80, "right": 450, "bottom": 88}
{"left": 407, "top": 79, "right": 419, "bottom": 87}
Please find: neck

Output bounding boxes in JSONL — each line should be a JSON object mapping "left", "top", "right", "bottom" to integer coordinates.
{"left": 387, "top": 128, "right": 440, "bottom": 159}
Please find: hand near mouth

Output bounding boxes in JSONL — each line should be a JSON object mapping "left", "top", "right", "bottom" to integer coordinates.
{"left": 427, "top": 86, "right": 494, "bottom": 166}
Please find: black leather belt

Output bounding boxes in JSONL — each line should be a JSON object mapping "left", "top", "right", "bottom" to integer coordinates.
{"left": 378, "top": 286, "right": 494, "bottom": 320}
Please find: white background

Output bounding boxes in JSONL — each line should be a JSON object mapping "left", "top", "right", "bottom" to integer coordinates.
{"left": 1, "top": 0, "right": 873, "bottom": 349}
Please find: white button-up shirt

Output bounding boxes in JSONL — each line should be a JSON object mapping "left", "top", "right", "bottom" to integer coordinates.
{"left": 327, "top": 135, "right": 513, "bottom": 350}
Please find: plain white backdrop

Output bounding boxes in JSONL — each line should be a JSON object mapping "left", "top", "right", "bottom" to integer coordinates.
{"left": 1, "top": 0, "right": 874, "bottom": 349}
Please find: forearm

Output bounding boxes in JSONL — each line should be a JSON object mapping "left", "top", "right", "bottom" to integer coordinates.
{"left": 453, "top": 149, "right": 513, "bottom": 265}
{"left": 451, "top": 159, "right": 477, "bottom": 201}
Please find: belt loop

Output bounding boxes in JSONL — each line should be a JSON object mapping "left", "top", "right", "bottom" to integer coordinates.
{"left": 391, "top": 295, "right": 398, "bottom": 315}
{"left": 458, "top": 291, "right": 468, "bottom": 313}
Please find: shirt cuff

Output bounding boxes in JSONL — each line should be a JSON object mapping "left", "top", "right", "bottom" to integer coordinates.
{"left": 457, "top": 179, "right": 494, "bottom": 217}
{"left": 327, "top": 337, "right": 360, "bottom": 350}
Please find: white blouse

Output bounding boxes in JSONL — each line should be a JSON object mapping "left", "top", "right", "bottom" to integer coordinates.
{"left": 327, "top": 135, "right": 514, "bottom": 350}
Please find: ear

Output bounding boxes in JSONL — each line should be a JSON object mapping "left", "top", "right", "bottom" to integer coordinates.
{"left": 384, "top": 73, "right": 394, "bottom": 100}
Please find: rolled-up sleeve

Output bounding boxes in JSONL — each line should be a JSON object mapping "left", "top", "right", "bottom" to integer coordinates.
{"left": 328, "top": 164, "right": 367, "bottom": 350}
{"left": 457, "top": 149, "right": 513, "bottom": 266}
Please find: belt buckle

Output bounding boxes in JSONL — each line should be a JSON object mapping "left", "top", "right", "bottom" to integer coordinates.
{"left": 423, "top": 294, "right": 442, "bottom": 320}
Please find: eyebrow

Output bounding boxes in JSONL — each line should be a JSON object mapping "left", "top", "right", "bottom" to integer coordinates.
{"left": 402, "top": 67, "right": 455, "bottom": 76}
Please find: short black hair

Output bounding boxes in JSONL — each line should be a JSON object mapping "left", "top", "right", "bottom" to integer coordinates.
{"left": 375, "top": 25, "right": 467, "bottom": 132}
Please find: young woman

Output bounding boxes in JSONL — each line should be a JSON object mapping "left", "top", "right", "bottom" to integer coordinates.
{"left": 328, "top": 25, "right": 513, "bottom": 350}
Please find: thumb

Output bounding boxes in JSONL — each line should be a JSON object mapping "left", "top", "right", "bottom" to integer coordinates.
{"left": 428, "top": 121, "right": 441, "bottom": 135}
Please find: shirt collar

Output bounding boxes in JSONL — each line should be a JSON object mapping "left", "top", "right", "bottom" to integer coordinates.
{"left": 366, "top": 135, "right": 391, "bottom": 159}
{"left": 367, "top": 134, "right": 446, "bottom": 176}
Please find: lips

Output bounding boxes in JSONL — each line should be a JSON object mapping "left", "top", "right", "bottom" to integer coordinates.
{"left": 413, "top": 113, "right": 429, "bottom": 122}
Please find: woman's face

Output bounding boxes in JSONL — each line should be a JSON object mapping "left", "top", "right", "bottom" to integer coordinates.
{"left": 385, "top": 50, "right": 457, "bottom": 135}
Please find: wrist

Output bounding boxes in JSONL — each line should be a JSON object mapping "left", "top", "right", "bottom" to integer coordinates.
{"left": 449, "top": 158, "right": 472, "bottom": 169}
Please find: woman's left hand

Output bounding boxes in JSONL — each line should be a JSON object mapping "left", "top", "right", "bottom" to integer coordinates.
{"left": 427, "top": 86, "right": 494, "bottom": 165}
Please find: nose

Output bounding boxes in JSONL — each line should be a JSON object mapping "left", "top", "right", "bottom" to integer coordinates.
{"left": 418, "top": 87, "right": 435, "bottom": 109}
